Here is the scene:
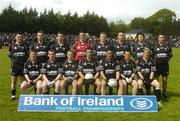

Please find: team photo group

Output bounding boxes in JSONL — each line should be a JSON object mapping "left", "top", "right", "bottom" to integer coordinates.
{"left": 9, "top": 30, "right": 173, "bottom": 107}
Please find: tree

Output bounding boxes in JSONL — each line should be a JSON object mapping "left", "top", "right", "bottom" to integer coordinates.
{"left": 147, "top": 8, "right": 176, "bottom": 35}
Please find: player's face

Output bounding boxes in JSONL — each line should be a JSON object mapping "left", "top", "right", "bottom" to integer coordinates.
{"left": 100, "top": 34, "right": 106, "bottom": 42}
{"left": 143, "top": 51, "right": 149, "bottom": 59}
{"left": 86, "top": 49, "right": 93, "bottom": 58}
{"left": 106, "top": 51, "right": 113, "bottom": 59}
{"left": 79, "top": 33, "right": 86, "bottom": 41}
{"left": 124, "top": 52, "right": 131, "bottom": 60}
{"left": 37, "top": 32, "right": 44, "bottom": 41}
{"left": 30, "top": 52, "right": 37, "bottom": 62}
{"left": 67, "top": 52, "right": 74, "bottom": 60}
{"left": 138, "top": 35, "right": 144, "bottom": 42}
{"left": 15, "top": 34, "right": 23, "bottom": 44}
{"left": 57, "top": 34, "right": 64, "bottom": 42}
{"left": 48, "top": 51, "right": 55, "bottom": 61}
{"left": 117, "top": 32, "right": 124, "bottom": 41}
{"left": 158, "top": 35, "right": 165, "bottom": 44}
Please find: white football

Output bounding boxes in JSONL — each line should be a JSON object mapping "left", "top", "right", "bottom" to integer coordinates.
{"left": 84, "top": 73, "right": 94, "bottom": 80}
{"left": 108, "top": 78, "right": 117, "bottom": 87}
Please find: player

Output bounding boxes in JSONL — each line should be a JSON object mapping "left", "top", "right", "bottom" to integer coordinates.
{"left": 154, "top": 34, "right": 173, "bottom": 98}
{"left": 120, "top": 51, "right": 138, "bottom": 95}
{"left": 8, "top": 33, "right": 28, "bottom": 100}
{"left": 100, "top": 49, "right": 124, "bottom": 95}
{"left": 41, "top": 49, "right": 64, "bottom": 94}
{"left": 137, "top": 48, "right": 162, "bottom": 107}
{"left": 77, "top": 48, "right": 101, "bottom": 95}
{"left": 133, "top": 32, "right": 151, "bottom": 61}
{"left": 20, "top": 49, "right": 42, "bottom": 94}
{"left": 31, "top": 31, "right": 49, "bottom": 64}
{"left": 93, "top": 32, "right": 111, "bottom": 62}
{"left": 72, "top": 32, "right": 92, "bottom": 62}
{"left": 112, "top": 32, "right": 131, "bottom": 61}
{"left": 51, "top": 32, "right": 69, "bottom": 64}
{"left": 63, "top": 50, "right": 78, "bottom": 95}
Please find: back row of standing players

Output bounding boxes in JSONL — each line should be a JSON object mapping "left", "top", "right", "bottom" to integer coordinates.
{"left": 9, "top": 31, "right": 172, "bottom": 106}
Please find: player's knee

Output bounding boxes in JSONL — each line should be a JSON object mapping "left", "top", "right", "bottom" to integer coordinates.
{"left": 119, "top": 80, "right": 124, "bottom": 87}
{"left": 20, "top": 81, "right": 27, "bottom": 89}
{"left": 138, "top": 80, "right": 143, "bottom": 87}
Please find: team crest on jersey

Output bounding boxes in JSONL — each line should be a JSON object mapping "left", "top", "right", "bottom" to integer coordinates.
{"left": 47, "top": 64, "right": 50, "bottom": 68}
{"left": 84, "top": 62, "right": 87, "bottom": 66}
{"left": 36, "top": 46, "right": 39, "bottom": 49}
{"left": 157, "top": 48, "right": 160, "bottom": 51}
{"left": 105, "top": 63, "right": 108, "bottom": 66}
{"left": 123, "top": 65, "right": 126, "bottom": 68}
{"left": 28, "top": 65, "right": 31, "bottom": 68}
{"left": 14, "top": 46, "right": 17, "bottom": 49}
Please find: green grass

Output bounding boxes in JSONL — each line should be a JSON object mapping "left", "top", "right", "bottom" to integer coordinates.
{"left": 0, "top": 47, "right": 180, "bottom": 121}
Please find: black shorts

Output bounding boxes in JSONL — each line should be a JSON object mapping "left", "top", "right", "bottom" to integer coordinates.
{"left": 156, "top": 63, "right": 169, "bottom": 76}
{"left": 11, "top": 63, "right": 24, "bottom": 76}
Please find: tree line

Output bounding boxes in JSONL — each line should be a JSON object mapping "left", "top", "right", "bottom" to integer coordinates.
{"left": 0, "top": 5, "right": 180, "bottom": 37}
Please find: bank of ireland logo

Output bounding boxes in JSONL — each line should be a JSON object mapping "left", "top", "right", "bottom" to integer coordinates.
{"left": 130, "top": 98, "right": 153, "bottom": 110}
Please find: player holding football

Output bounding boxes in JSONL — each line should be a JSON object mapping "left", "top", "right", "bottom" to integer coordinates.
{"left": 100, "top": 49, "right": 124, "bottom": 95}
{"left": 77, "top": 48, "right": 101, "bottom": 95}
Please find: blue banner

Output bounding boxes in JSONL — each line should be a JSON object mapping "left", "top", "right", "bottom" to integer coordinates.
{"left": 18, "top": 95, "right": 158, "bottom": 112}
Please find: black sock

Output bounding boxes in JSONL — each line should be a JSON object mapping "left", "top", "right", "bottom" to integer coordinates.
{"left": 109, "top": 87, "right": 113, "bottom": 95}
{"left": 34, "top": 87, "right": 37, "bottom": 94}
{"left": 65, "top": 85, "right": 69, "bottom": 95}
{"left": 94, "top": 85, "right": 97, "bottom": 95}
{"left": 145, "top": 85, "right": 151, "bottom": 95}
{"left": 43, "top": 91, "right": 49, "bottom": 95}
{"left": 137, "top": 88, "right": 143, "bottom": 95}
{"left": 54, "top": 92, "right": 59, "bottom": 95}
{"left": 12, "top": 90, "right": 16, "bottom": 96}
{"left": 155, "top": 89, "right": 161, "bottom": 101}
{"left": 162, "top": 90, "right": 166, "bottom": 93}
{"left": 85, "top": 83, "right": 90, "bottom": 95}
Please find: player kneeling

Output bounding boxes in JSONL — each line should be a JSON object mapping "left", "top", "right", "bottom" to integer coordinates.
{"left": 120, "top": 51, "right": 138, "bottom": 95}
{"left": 63, "top": 50, "right": 78, "bottom": 95}
{"left": 137, "top": 48, "right": 162, "bottom": 107}
{"left": 77, "top": 48, "right": 101, "bottom": 95}
{"left": 21, "top": 50, "right": 42, "bottom": 94}
{"left": 41, "top": 49, "right": 64, "bottom": 95}
{"left": 100, "top": 49, "right": 124, "bottom": 95}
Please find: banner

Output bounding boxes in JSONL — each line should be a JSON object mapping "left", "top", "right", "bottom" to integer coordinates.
{"left": 18, "top": 95, "right": 158, "bottom": 112}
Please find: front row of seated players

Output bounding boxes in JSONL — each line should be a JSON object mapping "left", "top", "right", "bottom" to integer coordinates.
{"left": 20, "top": 47, "right": 162, "bottom": 106}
